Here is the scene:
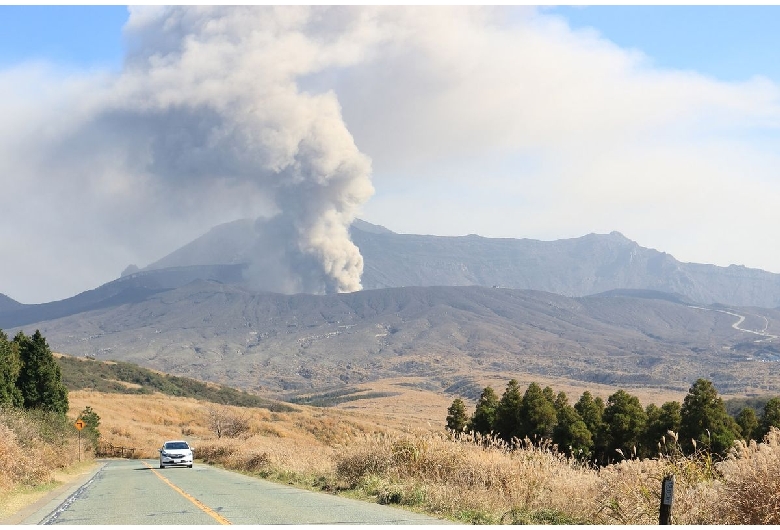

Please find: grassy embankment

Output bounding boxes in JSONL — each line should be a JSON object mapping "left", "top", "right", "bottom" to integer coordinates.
{"left": 0, "top": 407, "right": 86, "bottom": 520}
{"left": 3, "top": 355, "right": 780, "bottom": 524}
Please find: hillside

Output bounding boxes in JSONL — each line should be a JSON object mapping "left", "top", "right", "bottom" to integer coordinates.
{"left": 56, "top": 354, "right": 293, "bottom": 411}
{"left": 0, "top": 293, "right": 22, "bottom": 313}
{"left": 4, "top": 220, "right": 780, "bottom": 401}
{"left": 12, "top": 282, "right": 780, "bottom": 397}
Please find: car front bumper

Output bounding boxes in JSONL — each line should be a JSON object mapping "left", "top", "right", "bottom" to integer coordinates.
{"left": 160, "top": 455, "right": 193, "bottom": 466}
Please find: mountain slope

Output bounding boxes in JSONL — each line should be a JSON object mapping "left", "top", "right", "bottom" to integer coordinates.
{"left": 141, "top": 219, "right": 780, "bottom": 308}
{"left": 351, "top": 226, "right": 780, "bottom": 308}
{"left": 0, "top": 294, "right": 22, "bottom": 314}
{"left": 15, "top": 282, "right": 780, "bottom": 396}
{"left": 0, "top": 264, "right": 244, "bottom": 329}
{"left": 4, "top": 220, "right": 780, "bottom": 326}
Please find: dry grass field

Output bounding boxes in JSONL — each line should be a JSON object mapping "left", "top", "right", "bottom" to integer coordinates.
{"left": 330, "top": 374, "right": 686, "bottom": 423}
{"left": 4, "top": 382, "right": 780, "bottom": 524}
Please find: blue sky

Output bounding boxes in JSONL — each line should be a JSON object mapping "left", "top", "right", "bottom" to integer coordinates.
{"left": 2, "top": 6, "right": 779, "bottom": 81}
{"left": 1, "top": 6, "right": 780, "bottom": 303}
{"left": 548, "top": 6, "right": 780, "bottom": 82}
{"left": 0, "top": 6, "right": 128, "bottom": 70}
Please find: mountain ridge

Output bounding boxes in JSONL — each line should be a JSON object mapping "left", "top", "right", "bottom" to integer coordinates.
{"left": 3, "top": 219, "right": 780, "bottom": 399}
{"left": 3, "top": 220, "right": 780, "bottom": 329}
{"left": 137, "top": 218, "right": 780, "bottom": 308}
{"left": 8, "top": 281, "right": 780, "bottom": 397}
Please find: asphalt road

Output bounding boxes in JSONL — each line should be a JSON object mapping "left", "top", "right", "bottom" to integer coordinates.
{"left": 16, "top": 459, "right": 449, "bottom": 525}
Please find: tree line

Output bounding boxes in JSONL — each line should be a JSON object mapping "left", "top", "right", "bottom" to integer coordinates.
{"left": 446, "top": 378, "right": 780, "bottom": 462}
{"left": 0, "top": 328, "right": 69, "bottom": 414}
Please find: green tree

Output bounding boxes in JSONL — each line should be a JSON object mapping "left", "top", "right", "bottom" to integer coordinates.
{"left": 679, "top": 379, "right": 739, "bottom": 455}
{"left": 446, "top": 398, "right": 469, "bottom": 433}
{"left": 760, "top": 397, "right": 780, "bottom": 437}
{"left": 78, "top": 405, "right": 101, "bottom": 450}
{"left": 468, "top": 386, "right": 499, "bottom": 435}
{"left": 575, "top": 391, "right": 606, "bottom": 461}
{"left": 552, "top": 391, "right": 592, "bottom": 456}
{"left": 0, "top": 330, "right": 23, "bottom": 407}
{"left": 519, "top": 382, "right": 557, "bottom": 440}
{"left": 642, "top": 401, "right": 681, "bottom": 457}
{"left": 542, "top": 385, "right": 556, "bottom": 404}
{"left": 736, "top": 407, "right": 760, "bottom": 442}
{"left": 14, "top": 330, "right": 69, "bottom": 415}
{"left": 603, "top": 389, "right": 646, "bottom": 461}
{"left": 494, "top": 379, "right": 523, "bottom": 442}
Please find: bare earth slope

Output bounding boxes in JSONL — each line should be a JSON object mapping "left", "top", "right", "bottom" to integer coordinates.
{"left": 11, "top": 282, "right": 780, "bottom": 396}
{"left": 4, "top": 220, "right": 780, "bottom": 400}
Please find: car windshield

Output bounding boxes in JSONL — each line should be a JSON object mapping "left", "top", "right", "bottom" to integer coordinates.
{"left": 164, "top": 442, "right": 189, "bottom": 450}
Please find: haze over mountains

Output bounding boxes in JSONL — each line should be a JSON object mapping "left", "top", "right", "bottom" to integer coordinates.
{"left": 2, "top": 219, "right": 780, "bottom": 397}
{"left": 137, "top": 218, "right": 780, "bottom": 308}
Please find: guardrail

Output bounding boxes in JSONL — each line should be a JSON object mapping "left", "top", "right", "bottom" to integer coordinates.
{"left": 96, "top": 442, "right": 138, "bottom": 459}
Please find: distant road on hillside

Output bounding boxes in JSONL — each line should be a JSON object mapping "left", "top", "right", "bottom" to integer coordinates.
{"left": 18, "top": 460, "right": 447, "bottom": 525}
{"left": 689, "top": 305, "right": 779, "bottom": 343}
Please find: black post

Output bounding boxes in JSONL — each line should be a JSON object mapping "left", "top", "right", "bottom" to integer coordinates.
{"left": 659, "top": 474, "right": 674, "bottom": 524}
{"left": 78, "top": 430, "right": 81, "bottom": 463}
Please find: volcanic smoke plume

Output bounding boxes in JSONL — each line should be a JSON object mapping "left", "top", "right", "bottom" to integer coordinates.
{"left": 63, "top": 6, "right": 375, "bottom": 294}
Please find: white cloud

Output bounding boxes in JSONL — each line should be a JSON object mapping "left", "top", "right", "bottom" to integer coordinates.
{"left": 330, "top": 7, "right": 780, "bottom": 270}
{"left": 1, "top": 6, "right": 780, "bottom": 303}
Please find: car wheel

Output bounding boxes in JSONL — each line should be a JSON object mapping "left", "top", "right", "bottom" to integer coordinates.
{"left": 188, "top": 464, "right": 193, "bottom": 468}
{"left": 160, "top": 464, "right": 165, "bottom": 469}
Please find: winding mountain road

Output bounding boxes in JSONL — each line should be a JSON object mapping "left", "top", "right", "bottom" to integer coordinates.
{"left": 13, "top": 460, "right": 448, "bottom": 525}
{"left": 688, "top": 305, "right": 778, "bottom": 342}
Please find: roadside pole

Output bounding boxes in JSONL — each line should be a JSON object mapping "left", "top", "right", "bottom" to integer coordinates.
{"left": 75, "top": 419, "right": 85, "bottom": 462}
{"left": 659, "top": 474, "right": 674, "bottom": 524}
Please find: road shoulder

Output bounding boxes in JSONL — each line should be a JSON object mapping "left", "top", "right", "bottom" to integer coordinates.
{"left": 0, "top": 460, "right": 104, "bottom": 525}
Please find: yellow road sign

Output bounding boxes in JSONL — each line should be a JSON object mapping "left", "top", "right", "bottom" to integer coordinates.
{"left": 75, "top": 419, "right": 86, "bottom": 430}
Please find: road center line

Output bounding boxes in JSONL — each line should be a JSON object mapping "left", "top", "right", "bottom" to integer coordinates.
{"left": 142, "top": 461, "right": 232, "bottom": 525}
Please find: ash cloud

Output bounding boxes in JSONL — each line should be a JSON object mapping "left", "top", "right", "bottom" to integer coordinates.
{"left": 26, "top": 6, "right": 374, "bottom": 297}
{"left": 5, "top": 6, "right": 779, "bottom": 304}
{"left": 118, "top": 6, "right": 375, "bottom": 293}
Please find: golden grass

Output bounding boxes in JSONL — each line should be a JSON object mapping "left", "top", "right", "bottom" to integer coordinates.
{"left": 0, "top": 410, "right": 76, "bottom": 491}
{"left": 6, "top": 388, "right": 780, "bottom": 524}
{"left": 68, "top": 389, "right": 780, "bottom": 524}
{"left": 67, "top": 391, "right": 405, "bottom": 459}
{"left": 718, "top": 429, "right": 780, "bottom": 524}
{"left": 0, "top": 461, "right": 99, "bottom": 521}
{"left": 333, "top": 431, "right": 599, "bottom": 523}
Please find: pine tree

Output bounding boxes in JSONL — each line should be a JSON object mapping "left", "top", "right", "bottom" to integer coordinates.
{"left": 446, "top": 398, "right": 469, "bottom": 433}
{"left": 679, "top": 379, "right": 739, "bottom": 455}
{"left": 603, "top": 389, "right": 646, "bottom": 461}
{"left": 575, "top": 391, "right": 606, "bottom": 462}
{"left": 642, "top": 401, "right": 681, "bottom": 457}
{"left": 14, "top": 330, "right": 69, "bottom": 415}
{"left": 760, "top": 397, "right": 780, "bottom": 436}
{"left": 0, "top": 330, "right": 23, "bottom": 407}
{"left": 519, "top": 382, "right": 557, "bottom": 441}
{"left": 468, "top": 386, "right": 499, "bottom": 435}
{"left": 552, "top": 391, "right": 592, "bottom": 456}
{"left": 736, "top": 407, "right": 760, "bottom": 442}
{"left": 494, "top": 379, "right": 523, "bottom": 442}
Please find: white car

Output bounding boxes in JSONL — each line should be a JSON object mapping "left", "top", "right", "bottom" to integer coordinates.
{"left": 159, "top": 440, "right": 194, "bottom": 468}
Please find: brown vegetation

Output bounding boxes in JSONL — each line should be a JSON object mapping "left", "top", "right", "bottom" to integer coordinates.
{"left": 5, "top": 389, "right": 780, "bottom": 524}
{"left": 0, "top": 410, "right": 76, "bottom": 491}
{"left": 0, "top": 407, "right": 82, "bottom": 519}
